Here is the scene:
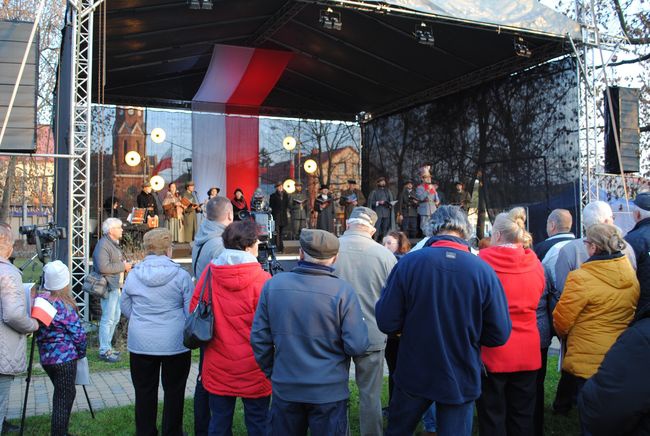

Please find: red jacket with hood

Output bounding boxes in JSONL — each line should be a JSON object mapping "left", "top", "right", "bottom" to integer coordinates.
{"left": 190, "top": 251, "right": 272, "bottom": 397}
{"left": 479, "top": 246, "right": 545, "bottom": 372}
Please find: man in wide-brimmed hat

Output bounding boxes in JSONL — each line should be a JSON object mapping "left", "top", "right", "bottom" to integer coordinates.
{"left": 367, "top": 176, "right": 394, "bottom": 241}
{"left": 182, "top": 180, "right": 200, "bottom": 242}
{"left": 314, "top": 184, "right": 334, "bottom": 233}
{"left": 269, "top": 181, "right": 289, "bottom": 252}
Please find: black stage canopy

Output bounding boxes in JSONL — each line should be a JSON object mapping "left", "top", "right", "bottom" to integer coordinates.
{"left": 96, "top": 0, "right": 581, "bottom": 121}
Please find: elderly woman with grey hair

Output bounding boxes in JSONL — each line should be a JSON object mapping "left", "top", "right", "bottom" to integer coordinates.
{"left": 92, "top": 217, "right": 131, "bottom": 363}
{"left": 121, "top": 228, "right": 194, "bottom": 436}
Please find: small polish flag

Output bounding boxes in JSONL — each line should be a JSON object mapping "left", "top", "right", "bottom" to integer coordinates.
{"left": 32, "top": 297, "right": 57, "bottom": 327}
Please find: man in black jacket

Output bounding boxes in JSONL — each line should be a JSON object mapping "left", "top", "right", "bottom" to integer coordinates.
{"left": 269, "top": 181, "right": 289, "bottom": 252}
{"left": 625, "top": 192, "right": 650, "bottom": 316}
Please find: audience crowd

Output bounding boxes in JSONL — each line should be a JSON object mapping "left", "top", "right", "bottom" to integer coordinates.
{"left": 1, "top": 191, "right": 650, "bottom": 436}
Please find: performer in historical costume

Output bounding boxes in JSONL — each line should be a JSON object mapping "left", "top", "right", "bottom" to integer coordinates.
{"left": 136, "top": 181, "right": 161, "bottom": 221}
{"left": 398, "top": 180, "right": 419, "bottom": 238}
{"left": 182, "top": 181, "right": 201, "bottom": 242}
{"left": 339, "top": 179, "right": 366, "bottom": 223}
{"left": 231, "top": 188, "right": 248, "bottom": 221}
{"left": 314, "top": 184, "right": 334, "bottom": 233}
{"left": 450, "top": 181, "right": 472, "bottom": 211}
{"left": 269, "top": 181, "right": 289, "bottom": 252}
{"left": 289, "top": 182, "right": 308, "bottom": 238}
{"left": 415, "top": 165, "right": 440, "bottom": 236}
{"left": 162, "top": 182, "right": 184, "bottom": 243}
{"left": 367, "top": 176, "right": 394, "bottom": 241}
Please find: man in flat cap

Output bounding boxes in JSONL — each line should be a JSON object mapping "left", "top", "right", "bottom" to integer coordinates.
{"left": 270, "top": 181, "right": 289, "bottom": 252}
{"left": 182, "top": 181, "right": 201, "bottom": 242}
{"left": 335, "top": 207, "right": 397, "bottom": 435}
{"left": 398, "top": 180, "right": 419, "bottom": 238}
{"left": 289, "top": 182, "right": 308, "bottom": 239}
{"left": 340, "top": 179, "right": 366, "bottom": 225}
{"left": 251, "top": 229, "right": 369, "bottom": 435}
{"left": 314, "top": 184, "right": 334, "bottom": 233}
{"left": 367, "top": 177, "right": 395, "bottom": 241}
{"left": 625, "top": 191, "right": 650, "bottom": 315}
{"left": 136, "top": 181, "right": 161, "bottom": 221}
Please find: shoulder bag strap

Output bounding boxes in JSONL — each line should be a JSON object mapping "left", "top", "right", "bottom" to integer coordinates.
{"left": 193, "top": 241, "right": 207, "bottom": 277}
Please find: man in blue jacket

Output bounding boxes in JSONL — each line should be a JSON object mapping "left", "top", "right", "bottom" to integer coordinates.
{"left": 251, "top": 229, "right": 369, "bottom": 436}
{"left": 376, "top": 206, "right": 512, "bottom": 436}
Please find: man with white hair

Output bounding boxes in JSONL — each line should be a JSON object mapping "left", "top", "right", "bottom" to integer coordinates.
{"left": 376, "top": 206, "right": 511, "bottom": 436}
{"left": 554, "top": 201, "right": 636, "bottom": 293}
{"left": 0, "top": 223, "right": 39, "bottom": 433}
{"left": 334, "top": 207, "right": 397, "bottom": 436}
{"left": 93, "top": 217, "right": 132, "bottom": 362}
{"left": 624, "top": 192, "right": 650, "bottom": 315}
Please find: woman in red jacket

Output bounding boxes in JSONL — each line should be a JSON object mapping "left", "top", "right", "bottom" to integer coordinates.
{"left": 477, "top": 207, "right": 545, "bottom": 436}
{"left": 190, "top": 220, "right": 271, "bottom": 436}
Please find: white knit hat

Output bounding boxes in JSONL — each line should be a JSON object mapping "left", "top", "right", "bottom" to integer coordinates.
{"left": 43, "top": 260, "right": 70, "bottom": 291}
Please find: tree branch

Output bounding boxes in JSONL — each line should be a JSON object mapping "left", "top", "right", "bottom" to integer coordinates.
{"left": 612, "top": 0, "right": 650, "bottom": 44}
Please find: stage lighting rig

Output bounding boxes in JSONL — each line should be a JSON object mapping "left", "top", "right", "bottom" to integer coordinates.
{"left": 414, "top": 22, "right": 435, "bottom": 47}
{"left": 320, "top": 7, "right": 342, "bottom": 31}
{"left": 514, "top": 37, "right": 532, "bottom": 58}
{"left": 188, "top": 0, "right": 212, "bottom": 10}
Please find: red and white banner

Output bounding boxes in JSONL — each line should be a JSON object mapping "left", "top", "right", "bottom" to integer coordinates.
{"left": 32, "top": 297, "right": 56, "bottom": 327}
{"left": 192, "top": 45, "right": 293, "bottom": 200}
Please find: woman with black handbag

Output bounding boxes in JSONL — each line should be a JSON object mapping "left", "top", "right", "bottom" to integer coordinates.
{"left": 190, "top": 220, "right": 271, "bottom": 436}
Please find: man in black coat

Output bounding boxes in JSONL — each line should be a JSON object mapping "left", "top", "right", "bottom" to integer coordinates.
{"left": 136, "top": 181, "right": 161, "bottom": 220}
{"left": 625, "top": 192, "right": 650, "bottom": 316}
{"left": 269, "top": 181, "right": 289, "bottom": 252}
{"left": 534, "top": 209, "right": 574, "bottom": 261}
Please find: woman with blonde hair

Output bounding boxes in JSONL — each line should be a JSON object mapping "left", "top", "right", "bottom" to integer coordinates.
{"left": 553, "top": 223, "right": 639, "bottom": 413}
{"left": 477, "top": 207, "right": 545, "bottom": 435}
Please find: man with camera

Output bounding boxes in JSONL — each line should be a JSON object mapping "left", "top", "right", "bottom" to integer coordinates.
{"left": 93, "top": 218, "right": 132, "bottom": 363}
{"left": 0, "top": 223, "right": 39, "bottom": 433}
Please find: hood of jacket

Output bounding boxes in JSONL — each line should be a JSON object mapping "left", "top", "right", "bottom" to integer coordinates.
{"left": 131, "top": 255, "right": 183, "bottom": 287}
{"left": 194, "top": 219, "right": 227, "bottom": 247}
{"left": 213, "top": 248, "right": 257, "bottom": 266}
{"left": 581, "top": 254, "right": 637, "bottom": 290}
{"left": 208, "top": 256, "right": 265, "bottom": 292}
{"left": 479, "top": 245, "right": 540, "bottom": 273}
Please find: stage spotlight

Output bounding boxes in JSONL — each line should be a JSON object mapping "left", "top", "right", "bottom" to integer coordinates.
{"left": 187, "top": 0, "right": 212, "bottom": 10}
{"left": 319, "top": 8, "right": 342, "bottom": 31}
{"left": 414, "top": 22, "right": 435, "bottom": 47}
{"left": 125, "top": 150, "right": 141, "bottom": 167}
{"left": 514, "top": 37, "right": 532, "bottom": 58}
{"left": 303, "top": 159, "right": 318, "bottom": 174}
{"left": 283, "top": 136, "right": 297, "bottom": 151}
{"left": 150, "top": 127, "right": 166, "bottom": 144}
{"left": 283, "top": 179, "right": 296, "bottom": 194}
{"left": 150, "top": 175, "right": 165, "bottom": 192}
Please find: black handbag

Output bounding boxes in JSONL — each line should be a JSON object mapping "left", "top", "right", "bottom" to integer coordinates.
{"left": 81, "top": 270, "right": 108, "bottom": 299}
{"left": 183, "top": 269, "right": 214, "bottom": 349}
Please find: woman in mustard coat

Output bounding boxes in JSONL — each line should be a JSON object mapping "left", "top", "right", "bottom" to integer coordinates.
{"left": 553, "top": 223, "right": 639, "bottom": 412}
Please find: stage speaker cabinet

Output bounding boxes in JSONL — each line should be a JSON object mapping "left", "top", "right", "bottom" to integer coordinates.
{"left": 604, "top": 86, "right": 640, "bottom": 174}
{"left": 0, "top": 21, "right": 38, "bottom": 152}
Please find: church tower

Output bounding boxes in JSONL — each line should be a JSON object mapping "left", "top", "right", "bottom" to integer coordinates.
{"left": 112, "top": 107, "right": 147, "bottom": 209}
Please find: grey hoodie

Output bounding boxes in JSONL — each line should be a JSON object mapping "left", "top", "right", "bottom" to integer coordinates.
{"left": 120, "top": 255, "right": 193, "bottom": 355}
{"left": 192, "top": 219, "right": 227, "bottom": 278}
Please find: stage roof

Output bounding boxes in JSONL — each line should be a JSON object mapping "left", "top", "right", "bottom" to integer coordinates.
{"left": 97, "top": 0, "right": 582, "bottom": 121}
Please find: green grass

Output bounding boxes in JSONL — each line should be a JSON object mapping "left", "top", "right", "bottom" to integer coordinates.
{"left": 14, "top": 356, "right": 580, "bottom": 435}
{"left": 13, "top": 257, "right": 44, "bottom": 284}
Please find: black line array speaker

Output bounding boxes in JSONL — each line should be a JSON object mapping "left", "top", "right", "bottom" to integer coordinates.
{"left": 0, "top": 20, "right": 38, "bottom": 152}
{"left": 604, "top": 86, "right": 640, "bottom": 174}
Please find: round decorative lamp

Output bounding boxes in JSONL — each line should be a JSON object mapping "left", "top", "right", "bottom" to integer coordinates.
{"left": 283, "top": 179, "right": 296, "bottom": 194}
{"left": 125, "top": 150, "right": 141, "bottom": 167}
{"left": 150, "top": 127, "right": 166, "bottom": 144}
{"left": 283, "top": 136, "right": 297, "bottom": 151}
{"left": 303, "top": 159, "right": 318, "bottom": 174}
{"left": 150, "top": 175, "right": 165, "bottom": 192}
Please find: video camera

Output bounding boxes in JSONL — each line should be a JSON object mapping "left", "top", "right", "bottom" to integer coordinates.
{"left": 19, "top": 223, "right": 66, "bottom": 264}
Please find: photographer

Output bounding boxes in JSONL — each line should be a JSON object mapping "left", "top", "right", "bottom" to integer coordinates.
{"left": 93, "top": 218, "right": 132, "bottom": 363}
{"left": 0, "top": 223, "right": 39, "bottom": 433}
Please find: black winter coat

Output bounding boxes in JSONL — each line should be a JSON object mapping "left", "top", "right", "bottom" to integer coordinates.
{"left": 625, "top": 217, "right": 650, "bottom": 316}
{"left": 578, "top": 305, "right": 650, "bottom": 436}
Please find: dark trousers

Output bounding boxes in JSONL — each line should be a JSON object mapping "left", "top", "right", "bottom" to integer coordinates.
{"left": 195, "top": 347, "right": 211, "bottom": 436}
{"left": 386, "top": 384, "right": 473, "bottom": 436}
{"left": 375, "top": 216, "right": 391, "bottom": 241}
{"left": 130, "top": 351, "right": 191, "bottom": 436}
{"left": 208, "top": 394, "right": 270, "bottom": 436}
{"left": 385, "top": 336, "right": 400, "bottom": 402}
{"left": 274, "top": 224, "right": 285, "bottom": 251}
{"left": 401, "top": 216, "right": 418, "bottom": 239}
{"left": 552, "top": 370, "right": 586, "bottom": 414}
{"left": 268, "top": 394, "right": 348, "bottom": 436}
{"left": 477, "top": 370, "right": 537, "bottom": 436}
{"left": 534, "top": 348, "right": 549, "bottom": 436}
{"left": 43, "top": 360, "right": 77, "bottom": 436}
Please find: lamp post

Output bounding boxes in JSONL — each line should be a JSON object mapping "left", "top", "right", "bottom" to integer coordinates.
{"left": 283, "top": 135, "right": 297, "bottom": 180}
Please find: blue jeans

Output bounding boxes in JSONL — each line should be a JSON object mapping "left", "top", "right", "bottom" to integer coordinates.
{"left": 386, "top": 385, "right": 473, "bottom": 436}
{"left": 208, "top": 394, "right": 269, "bottom": 436}
{"left": 422, "top": 402, "right": 437, "bottom": 432}
{"left": 269, "top": 395, "right": 348, "bottom": 436}
{"left": 99, "top": 288, "right": 121, "bottom": 355}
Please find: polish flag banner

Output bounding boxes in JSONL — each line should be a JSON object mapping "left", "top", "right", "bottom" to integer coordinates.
{"left": 192, "top": 44, "right": 293, "bottom": 201}
{"left": 32, "top": 297, "right": 57, "bottom": 327}
{"left": 153, "top": 147, "right": 172, "bottom": 175}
